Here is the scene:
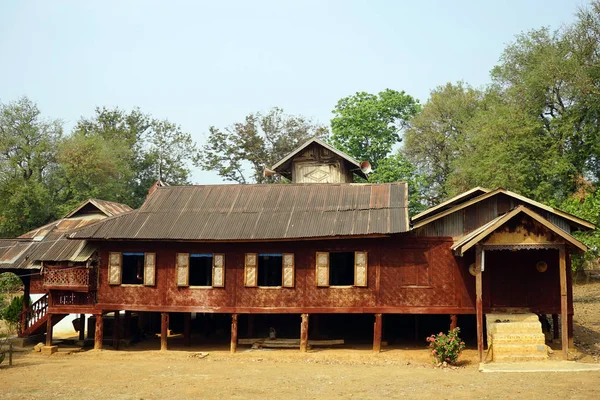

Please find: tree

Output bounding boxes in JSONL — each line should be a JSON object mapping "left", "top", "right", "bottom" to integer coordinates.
{"left": 404, "top": 82, "right": 482, "bottom": 205}
{"left": 0, "top": 97, "right": 62, "bottom": 236}
{"left": 70, "top": 107, "right": 196, "bottom": 208}
{"left": 196, "top": 107, "right": 328, "bottom": 184}
{"left": 367, "top": 151, "right": 427, "bottom": 216}
{"left": 330, "top": 89, "right": 421, "bottom": 168}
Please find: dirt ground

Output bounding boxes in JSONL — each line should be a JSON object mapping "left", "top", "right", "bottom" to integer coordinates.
{"left": 2, "top": 281, "right": 600, "bottom": 400}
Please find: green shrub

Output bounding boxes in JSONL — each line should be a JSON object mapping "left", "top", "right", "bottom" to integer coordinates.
{"left": 0, "top": 273, "right": 23, "bottom": 293}
{"left": 426, "top": 327, "right": 466, "bottom": 365}
{"left": 1, "top": 295, "right": 23, "bottom": 324}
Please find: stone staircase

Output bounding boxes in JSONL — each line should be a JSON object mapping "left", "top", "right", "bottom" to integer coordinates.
{"left": 486, "top": 313, "right": 548, "bottom": 362}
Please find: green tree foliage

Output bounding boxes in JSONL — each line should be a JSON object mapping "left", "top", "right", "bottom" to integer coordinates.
{"left": 65, "top": 107, "right": 196, "bottom": 209}
{"left": 330, "top": 89, "right": 421, "bottom": 169}
{"left": 196, "top": 107, "right": 328, "bottom": 184}
{"left": 404, "top": 82, "right": 482, "bottom": 205}
{"left": 0, "top": 97, "right": 62, "bottom": 236}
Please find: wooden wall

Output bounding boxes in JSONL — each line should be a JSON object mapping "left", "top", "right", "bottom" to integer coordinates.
{"left": 89, "top": 236, "right": 567, "bottom": 315}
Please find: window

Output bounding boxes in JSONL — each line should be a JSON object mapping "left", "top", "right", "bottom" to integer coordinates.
{"left": 316, "top": 251, "right": 367, "bottom": 287}
{"left": 108, "top": 252, "right": 156, "bottom": 286}
{"left": 329, "top": 252, "right": 354, "bottom": 286}
{"left": 244, "top": 253, "right": 295, "bottom": 288}
{"left": 189, "top": 254, "right": 213, "bottom": 286}
{"left": 176, "top": 253, "right": 225, "bottom": 288}
{"left": 258, "top": 254, "right": 283, "bottom": 287}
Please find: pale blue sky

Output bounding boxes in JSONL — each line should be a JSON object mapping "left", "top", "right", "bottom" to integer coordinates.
{"left": 0, "top": 0, "right": 586, "bottom": 184}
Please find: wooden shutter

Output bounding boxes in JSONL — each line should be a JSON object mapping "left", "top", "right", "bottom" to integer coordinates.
{"left": 212, "top": 254, "right": 225, "bottom": 287}
{"left": 244, "top": 253, "right": 257, "bottom": 287}
{"left": 282, "top": 253, "right": 295, "bottom": 288}
{"left": 316, "top": 252, "right": 329, "bottom": 287}
{"left": 354, "top": 251, "right": 368, "bottom": 287}
{"left": 176, "top": 253, "right": 189, "bottom": 287}
{"left": 108, "top": 252, "right": 122, "bottom": 285}
{"left": 144, "top": 253, "right": 156, "bottom": 286}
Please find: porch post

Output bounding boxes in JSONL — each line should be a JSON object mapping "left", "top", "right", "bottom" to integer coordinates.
{"left": 79, "top": 314, "right": 85, "bottom": 341}
{"left": 46, "top": 313, "right": 53, "bottom": 346}
{"left": 160, "top": 312, "right": 169, "bottom": 351}
{"left": 373, "top": 313, "right": 382, "bottom": 353}
{"left": 94, "top": 313, "right": 103, "bottom": 350}
{"left": 475, "top": 245, "right": 484, "bottom": 362}
{"left": 22, "top": 275, "right": 31, "bottom": 310}
{"left": 300, "top": 313, "right": 309, "bottom": 352}
{"left": 230, "top": 314, "right": 238, "bottom": 353}
{"left": 559, "top": 245, "right": 568, "bottom": 360}
{"left": 184, "top": 312, "right": 191, "bottom": 347}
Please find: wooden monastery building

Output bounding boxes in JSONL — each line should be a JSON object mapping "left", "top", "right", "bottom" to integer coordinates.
{"left": 0, "top": 139, "right": 595, "bottom": 361}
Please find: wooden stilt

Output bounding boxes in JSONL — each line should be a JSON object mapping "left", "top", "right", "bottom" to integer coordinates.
{"left": 475, "top": 245, "right": 484, "bottom": 363}
{"left": 568, "top": 314, "right": 574, "bottom": 348}
{"left": 123, "top": 311, "right": 131, "bottom": 341}
{"left": 46, "top": 313, "right": 53, "bottom": 346}
{"left": 184, "top": 312, "right": 191, "bottom": 347}
{"left": 161, "top": 312, "right": 169, "bottom": 351}
{"left": 450, "top": 314, "right": 457, "bottom": 331}
{"left": 113, "top": 311, "right": 120, "bottom": 350}
{"left": 559, "top": 245, "right": 568, "bottom": 360}
{"left": 373, "top": 313, "right": 382, "bottom": 353}
{"left": 94, "top": 313, "right": 103, "bottom": 350}
{"left": 552, "top": 314, "right": 559, "bottom": 340}
{"left": 230, "top": 314, "right": 238, "bottom": 353}
{"left": 300, "top": 313, "right": 309, "bottom": 352}
{"left": 79, "top": 314, "right": 85, "bottom": 341}
{"left": 22, "top": 275, "right": 30, "bottom": 309}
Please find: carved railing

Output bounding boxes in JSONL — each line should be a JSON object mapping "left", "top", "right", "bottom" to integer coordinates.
{"left": 18, "top": 294, "right": 48, "bottom": 337}
{"left": 50, "top": 291, "right": 96, "bottom": 307}
{"left": 43, "top": 267, "right": 97, "bottom": 291}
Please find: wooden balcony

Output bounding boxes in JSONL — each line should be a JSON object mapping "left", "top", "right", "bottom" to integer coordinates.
{"left": 43, "top": 267, "right": 97, "bottom": 292}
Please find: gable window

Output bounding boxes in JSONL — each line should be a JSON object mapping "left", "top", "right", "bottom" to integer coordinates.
{"left": 176, "top": 253, "right": 225, "bottom": 288}
{"left": 189, "top": 254, "right": 213, "bottom": 286}
{"left": 244, "top": 253, "right": 295, "bottom": 288}
{"left": 316, "top": 251, "right": 367, "bottom": 287}
{"left": 108, "top": 252, "right": 156, "bottom": 286}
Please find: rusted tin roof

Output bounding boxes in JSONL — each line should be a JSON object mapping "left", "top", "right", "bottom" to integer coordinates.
{"left": 0, "top": 199, "right": 132, "bottom": 270}
{"left": 69, "top": 183, "right": 409, "bottom": 241}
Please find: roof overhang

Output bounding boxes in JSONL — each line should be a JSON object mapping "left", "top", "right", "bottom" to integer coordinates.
{"left": 451, "top": 205, "right": 588, "bottom": 256}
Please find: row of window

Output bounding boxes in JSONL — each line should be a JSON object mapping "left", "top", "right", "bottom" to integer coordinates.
{"left": 107, "top": 251, "right": 368, "bottom": 288}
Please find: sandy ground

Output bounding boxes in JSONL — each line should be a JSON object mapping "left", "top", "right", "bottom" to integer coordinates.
{"left": 2, "top": 281, "right": 600, "bottom": 400}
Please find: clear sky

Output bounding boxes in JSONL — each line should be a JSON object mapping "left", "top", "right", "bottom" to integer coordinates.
{"left": 0, "top": 0, "right": 587, "bottom": 184}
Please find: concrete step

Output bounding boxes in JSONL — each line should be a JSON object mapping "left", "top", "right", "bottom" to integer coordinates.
{"left": 491, "top": 321, "right": 542, "bottom": 334}
{"left": 492, "top": 333, "right": 546, "bottom": 344}
{"left": 493, "top": 352, "right": 549, "bottom": 362}
{"left": 493, "top": 343, "right": 548, "bottom": 359}
{"left": 487, "top": 313, "right": 540, "bottom": 323}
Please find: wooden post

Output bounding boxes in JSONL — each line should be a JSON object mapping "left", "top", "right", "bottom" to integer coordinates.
{"left": 160, "top": 312, "right": 169, "bottom": 351}
{"left": 450, "top": 314, "right": 457, "bottom": 331}
{"left": 475, "top": 245, "right": 484, "bottom": 363}
{"left": 79, "top": 314, "right": 85, "bottom": 341}
{"left": 123, "top": 311, "right": 132, "bottom": 341}
{"left": 112, "top": 311, "right": 120, "bottom": 350}
{"left": 300, "top": 313, "right": 309, "bottom": 352}
{"left": 552, "top": 314, "right": 559, "bottom": 340}
{"left": 230, "top": 314, "right": 238, "bottom": 353}
{"left": 46, "top": 313, "right": 53, "bottom": 346}
{"left": 22, "top": 275, "right": 30, "bottom": 309}
{"left": 373, "top": 313, "right": 382, "bottom": 353}
{"left": 559, "top": 245, "right": 568, "bottom": 360}
{"left": 184, "top": 312, "right": 191, "bottom": 347}
{"left": 94, "top": 313, "right": 103, "bottom": 350}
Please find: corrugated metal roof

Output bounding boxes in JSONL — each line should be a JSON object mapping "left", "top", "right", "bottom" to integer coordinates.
{"left": 1, "top": 198, "right": 132, "bottom": 270}
{"left": 69, "top": 183, "right": 409, "bottom": 241}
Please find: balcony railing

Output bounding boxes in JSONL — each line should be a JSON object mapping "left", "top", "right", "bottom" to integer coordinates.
{"left": 43, "top": 267, "right": 97, "bottom": 292}
{"left": 50, "top": 291, "right": 96, "bottom": 307}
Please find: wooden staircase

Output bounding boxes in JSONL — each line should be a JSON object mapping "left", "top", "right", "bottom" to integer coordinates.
{"left": 18, "top": 294, "right": 67, "bottom": 338}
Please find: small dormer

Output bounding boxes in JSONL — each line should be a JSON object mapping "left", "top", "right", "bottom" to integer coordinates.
{"left": 270, "top": 138, "right": 367, "bottom": 183}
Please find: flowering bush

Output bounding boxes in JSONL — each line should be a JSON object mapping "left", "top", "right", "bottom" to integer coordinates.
{"left": 426, "top": 327, "right": 466, "bottom": 365}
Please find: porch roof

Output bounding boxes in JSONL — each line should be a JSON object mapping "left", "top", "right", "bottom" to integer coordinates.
{"left": 451, "top": 205, "right": 588, "bottom": 256}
